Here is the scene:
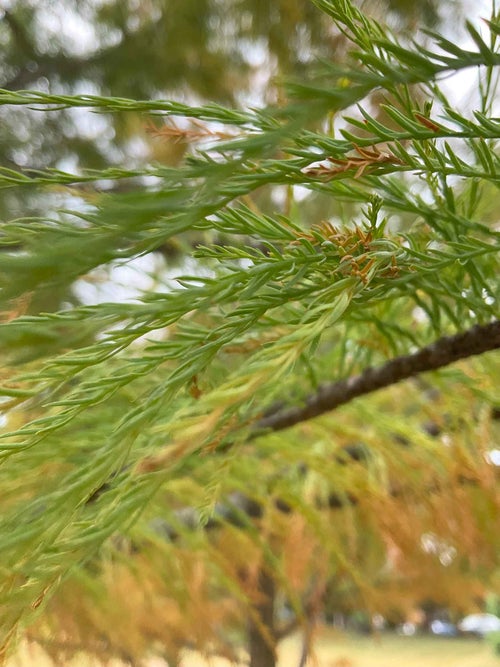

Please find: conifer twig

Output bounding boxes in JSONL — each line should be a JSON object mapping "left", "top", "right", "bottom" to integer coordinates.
{"left": 256, "top": 320, "right": 500, "bottom": 434}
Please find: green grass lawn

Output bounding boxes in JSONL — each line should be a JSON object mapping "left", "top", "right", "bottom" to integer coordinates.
{"left": 278, "top": 628, "right": 500, "bottom": 667}
{"left": 11, "top": 629, "right": 500, "bottom": 667}
{"left": 182, "top": 628, "right": 500, "bottom": 667}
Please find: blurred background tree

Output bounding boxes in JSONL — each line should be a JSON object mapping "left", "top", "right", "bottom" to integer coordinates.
{"left": 0, "top": 0, "right": 448, "bottom": 217}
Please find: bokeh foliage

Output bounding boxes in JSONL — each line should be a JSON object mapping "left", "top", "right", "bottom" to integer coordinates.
{"left": 0, "top": 0, "right": 450, "bottom": 221}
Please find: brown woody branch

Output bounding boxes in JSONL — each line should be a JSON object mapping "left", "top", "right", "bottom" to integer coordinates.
{"left": 255, "top": 319, "right": 500, "bottom": 435}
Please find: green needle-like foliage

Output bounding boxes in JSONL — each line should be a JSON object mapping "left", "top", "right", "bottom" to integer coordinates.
{"left": 0, "top": 0, "right": 499, "bottom": 660}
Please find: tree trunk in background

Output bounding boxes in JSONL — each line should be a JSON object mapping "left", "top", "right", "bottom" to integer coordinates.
{"left": 297, "top": 575, "right": 326, "bottom": 667}
{"left": 248, "top": 569, "right": 277, "bottom": 667}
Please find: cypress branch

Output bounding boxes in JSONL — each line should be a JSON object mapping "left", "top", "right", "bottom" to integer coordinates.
{"left": 257, "top": 320, "right": 500, "bottom": 433}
